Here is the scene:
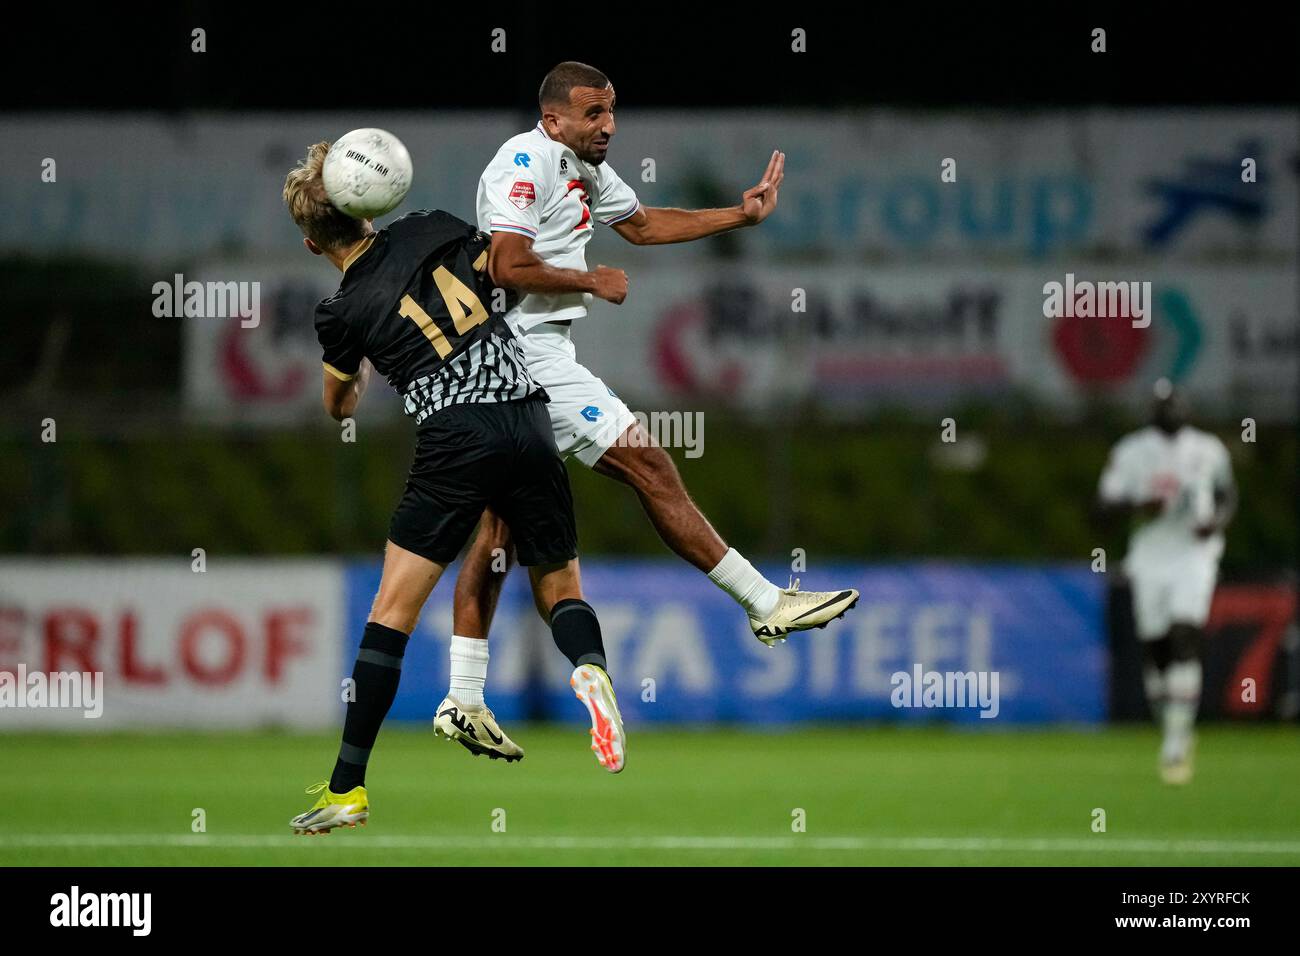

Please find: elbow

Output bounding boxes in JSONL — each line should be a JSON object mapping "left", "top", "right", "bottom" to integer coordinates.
{"left": 488, "top": 245, "right": 525, "bottom": 288}
{"left": 489, "top": 262, "right": 517, "bottom": 288}
{"left": 322, "top": 394, "right": 349, "bottom": 422}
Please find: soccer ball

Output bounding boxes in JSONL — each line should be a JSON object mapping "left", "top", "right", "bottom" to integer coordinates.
{"left": 322, "top": 128, "right": 413, "bottom": 219}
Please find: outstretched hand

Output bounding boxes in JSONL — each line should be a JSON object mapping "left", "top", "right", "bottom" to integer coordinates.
{"left": 741, "top": 150, "right": 785, "bottom": 225}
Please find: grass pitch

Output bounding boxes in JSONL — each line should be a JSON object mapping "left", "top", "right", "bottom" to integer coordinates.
{"left": 2, "top": 724, "right": 1298, "bottom": 866}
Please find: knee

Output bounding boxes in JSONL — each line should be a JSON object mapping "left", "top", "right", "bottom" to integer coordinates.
{"left": 1143, "top": 636, "right": 1173, "bottom": 672}
{"left": 369, "top": 592, "right": 418, "bottom": 634}
{"left": 1167, "top": 623, "right": 1203, "bottom": 661}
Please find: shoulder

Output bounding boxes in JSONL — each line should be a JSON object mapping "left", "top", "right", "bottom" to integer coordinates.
{"left": 388, "top": 208, "right": 474, "bottom": 238}
{"left": 1112, "top": 427, "right": 1154, "bottom": 456}
{"left": 314, "top": 294, "right": 344, "bottom": 331}
{"left": 594, "top": 159, "right": 628, "bottom": 186}
{"left": 1189, "top": 427, "right": 1230, "bottom": 459}
{"left": 486, "top": 127, "right": 561, "bottom": 173}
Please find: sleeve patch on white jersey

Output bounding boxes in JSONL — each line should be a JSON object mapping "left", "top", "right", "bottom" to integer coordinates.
{"left": 509, "top": 181, "right": 536, "bottom": 210}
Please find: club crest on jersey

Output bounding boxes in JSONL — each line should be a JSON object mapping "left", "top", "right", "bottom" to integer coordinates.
{"left": 509, "top": 181, "right": 536, "bottom": 210}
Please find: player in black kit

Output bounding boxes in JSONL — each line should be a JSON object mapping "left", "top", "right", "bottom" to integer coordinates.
{"left": 281, "top": 141, "right": 624, "bottom": 835}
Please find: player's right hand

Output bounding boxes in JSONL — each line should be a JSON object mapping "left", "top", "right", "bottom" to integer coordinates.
{"left": 591, "top": 265, "right": 628, "bottom": 304}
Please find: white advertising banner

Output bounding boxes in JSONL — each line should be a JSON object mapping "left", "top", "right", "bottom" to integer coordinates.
{"left": 0, "top": 561, "right": 344, "bottom": 729}
{"left": 180, "top": 261, "right": 1297, "bottom": 422}
{"left": 546, "top": 264, "right": 1299, "bottom": 421}
{"left": 2, "top": 110, "right": 1294, "bottom": 262}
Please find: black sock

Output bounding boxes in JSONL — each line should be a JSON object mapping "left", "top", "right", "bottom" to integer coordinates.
{"left": 549, "top": 598, "right": 607, "bottom": 671}
{"left": 329, "top": 622, "right": 409, "bottom": 792}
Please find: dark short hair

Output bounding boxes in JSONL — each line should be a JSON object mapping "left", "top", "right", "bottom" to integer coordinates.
{"left": 538, "top": 61, "right": 610, "bottom": 109}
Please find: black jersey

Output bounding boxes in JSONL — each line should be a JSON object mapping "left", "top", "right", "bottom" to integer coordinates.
{"left": 314, "top": 209, "right": 540, "bottom": 424}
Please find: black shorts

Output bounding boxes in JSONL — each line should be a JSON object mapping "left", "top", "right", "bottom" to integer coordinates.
{"left": 388, "top": 396, "right": 577, "bottom": 567}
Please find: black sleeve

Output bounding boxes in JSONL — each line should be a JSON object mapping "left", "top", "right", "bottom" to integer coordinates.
{"left": 315, "top": 302, "right": 364, "bottom": 381}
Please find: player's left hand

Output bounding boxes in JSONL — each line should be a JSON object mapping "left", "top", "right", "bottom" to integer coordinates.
{"left": 741, "top": 150, "right": 785, "bottom": 225}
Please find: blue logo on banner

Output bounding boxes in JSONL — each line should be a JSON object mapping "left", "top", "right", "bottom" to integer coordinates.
{"left": 1142, "top": 140, "right": 1265, "bottom": 247}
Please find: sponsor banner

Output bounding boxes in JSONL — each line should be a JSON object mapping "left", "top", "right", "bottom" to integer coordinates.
{"left": 180, "top": 260, "right": 404, "bottom": 424}
{"left": 579, "top": 264, "right": 1298, "bottom": 420}
{"left": 1090, "top": 112, "right": 1299, "bottom": 258}
{"left": 181, "top": 261, "right": 1296, "bottom": 422}
{"left": 0, "top": 561, "right": 342, "bottom": 728}
{"left": 1108, "top": 580, "right": 1299, "bottom": 721}
{"left": 1, "top": 114, "right": 517, "bottom": 263}
{"left": 3, "top": 111, "right": 1294, "bottom": 262}
{"left": 345, "top": 560, "right": 1107, "bottom": 725}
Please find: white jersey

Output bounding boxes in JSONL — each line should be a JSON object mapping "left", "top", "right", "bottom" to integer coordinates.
{"left": 476, "top": 123, "right": 640, "bottom": 332}
{"left": 1098, "top": 425, "right": 1233, "bottom": 569}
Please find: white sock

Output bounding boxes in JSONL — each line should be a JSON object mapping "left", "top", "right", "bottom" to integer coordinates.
{"left": 449, "top": 635, "right": 489, "bottom": 708}
{"left": 1142, "top": 665, "right": 1167, "bottom": 722}
{"left": 1162, "top": 659, "right": 1201, "bottom": 758}
{"left": 708, "top": 547, "right": 781, "bottom": 619}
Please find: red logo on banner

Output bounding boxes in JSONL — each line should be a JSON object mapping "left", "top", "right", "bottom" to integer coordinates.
{"left": 509, "top": 181, "right": 536, "bottom": 210}
{"left": 1052, "top": 306, "right": 1150, "bottom": 382}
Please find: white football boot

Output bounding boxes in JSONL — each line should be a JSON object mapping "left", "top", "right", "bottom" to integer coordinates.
{"left": 569, "top": 664, "right": 626, "bottom": 773}
{"left": 1159, "top": 734, "right": 1195, "bottom": 785}
{"left": 433, "top": 696, "right": 524, "bottom": 762}
{"left": 750, "top": 579, "right": 860, "bottom": 646}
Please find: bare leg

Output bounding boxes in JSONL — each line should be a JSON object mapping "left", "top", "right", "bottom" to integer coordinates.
{"left": 370, "top": 539, "right": 447, "bottom": 633}
{"left": 452, "top": 508, "right": 516, "bottom": 638}
{"left": 593, "top": 422, "right": 727, "bottom": 573}
{"left": 528, "top": 557, "right": 584, "bottom": 615}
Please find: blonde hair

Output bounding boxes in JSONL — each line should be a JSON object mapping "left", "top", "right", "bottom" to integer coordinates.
{"left": 282, "top": 141, "right": 368, "bottom": 252}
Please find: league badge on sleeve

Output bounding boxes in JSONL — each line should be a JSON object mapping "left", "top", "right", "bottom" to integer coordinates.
{"left": 509, "top": 181, "right": 537, "bottom": 210}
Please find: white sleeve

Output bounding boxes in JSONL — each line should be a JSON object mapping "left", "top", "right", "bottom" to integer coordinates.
{"left": 1098, "top": 442, "right": 1135, "bottom": 503}
{"left": 477, "top": 146, "right": 549, "bottom": 240}
{"left": 1212, "top": 438, "right": 1235, "bottom": 490}
{"left": 592, "top": 162, "right": 640, "bottom": 226}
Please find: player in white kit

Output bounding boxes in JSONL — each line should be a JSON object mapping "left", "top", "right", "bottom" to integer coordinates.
{"left": 435, "top": 62, "right": 859, "bottom": 772}
{"left": 1096, "top": 379, "right": 1236, "bottom": 784}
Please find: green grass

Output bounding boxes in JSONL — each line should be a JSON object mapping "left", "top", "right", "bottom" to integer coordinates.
{"left": 2, "top": 725, "right": 1298, "bottom": 866}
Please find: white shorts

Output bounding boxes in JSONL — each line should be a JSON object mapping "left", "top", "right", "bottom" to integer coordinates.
{"left": 519, "top": 323, "right": 637, "bottom": 468}
{"left": 1127, "top": 552, "right": 1220, "bottom": 641}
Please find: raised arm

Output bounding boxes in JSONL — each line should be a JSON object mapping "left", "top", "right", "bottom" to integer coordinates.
{"left": 612, "top": 149, "right": 785, "bottom": 246}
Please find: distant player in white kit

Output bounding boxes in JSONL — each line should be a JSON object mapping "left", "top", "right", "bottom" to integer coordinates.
{"left": 433, "top": 62, "right": 859, "bottom": 772}
{"left": 1096, "top": 379, "right": 1236, "bottom": 784}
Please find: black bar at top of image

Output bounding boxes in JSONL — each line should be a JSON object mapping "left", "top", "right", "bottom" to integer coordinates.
{"left": 5, "top": 6, "right": 1299, "bottom": 111}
